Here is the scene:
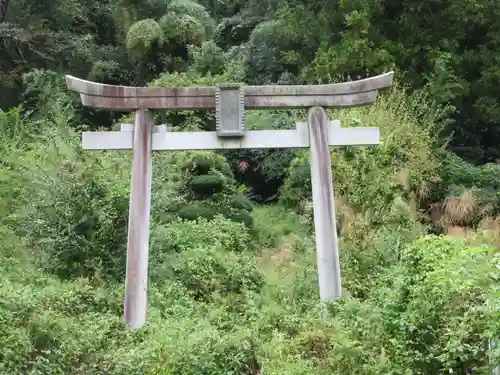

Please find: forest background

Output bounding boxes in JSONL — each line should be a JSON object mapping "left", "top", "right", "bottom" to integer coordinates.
{"left": 0, "top": 0, "right": 500, "bottom": 374}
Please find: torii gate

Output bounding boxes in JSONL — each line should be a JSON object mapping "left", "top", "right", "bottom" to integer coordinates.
{"left": 65, "top": 72, "right": 394, "bottom": 328}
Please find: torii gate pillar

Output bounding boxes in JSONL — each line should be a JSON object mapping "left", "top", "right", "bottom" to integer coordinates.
{"left": 308, "top": 106, "right": 342, "bottom": 298}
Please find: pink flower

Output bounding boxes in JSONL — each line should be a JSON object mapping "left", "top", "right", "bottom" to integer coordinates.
{"left": 238, "top": 161, "right": 249, "bottom": 172}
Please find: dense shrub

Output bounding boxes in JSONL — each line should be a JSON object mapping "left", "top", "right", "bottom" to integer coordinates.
{"left": 126, "top": 19, "right": 165, "bottom": 62}
{"left": 368, "top": 236, "right": 500, "bottom": 374}
{"left": 171, "top": 244, "right": 264, "bottom": 300}
{"left": 189, "top": 40, "right": 226, "bottom": 75}
{"left": 149, "top": 217, "right": 263, "bottom": 301}
{"left": 1, "top": 106, "right": 255, "bottom": 281}
{"left": 149, "top": 216, "right": 261, "bottom": 301}
{"left": 150, "top": 216, "right": 253, "bottom": 255}
{"left": 0, "top": 107, "right": 30, "bottom": 219}
{"left": 0, "top": 263, "right": 262, "bottom": 375}
{"left": 148, "top": 322, "right": 261, "bottom": 375}
{"left": 251, "top": 205, "right": 311, "bottom": 248}
{"left": 159, "top": 13, "right": 206, "bottom": 45}
{"left": 0, "top": 267, "right": 144, "bottom": 375}
{"left": 171, "top": 151, "right": 255, "bottom": 227}
{"left": 429, "top": 150, "right": 500, "bottom": 229}
{"left": 253, "top": 234, "right": 500, "bottom": 375}
{"left": 339, "top": 219, "right": 426, "bottom": 299}
{"left": 5, "top": 120, "right": 130, "bottom": 280}
{"left": 281, "top": 86, "right": 441, "bottom": 229}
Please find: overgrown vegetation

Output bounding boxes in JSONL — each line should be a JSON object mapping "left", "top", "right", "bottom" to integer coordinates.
{"left": 0, "top": 0, "right": 499, "bottom": 374}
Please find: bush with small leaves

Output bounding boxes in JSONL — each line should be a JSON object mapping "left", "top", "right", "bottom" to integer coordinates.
{"left": 189, "top": 40, "right": 226, "bottom": 75}
{"left": 149, "top": 217, "right": 262, "bottom": 301}
{"left": 125, "top": 19, "right": 164, "bottom": 62}
{"left": 368, "top": 236, "right": 500, "bottom": 374}
{"left": 172, "top": 244, "right": 264, "bottom": 301}
{"left": 177, "top": 202, "right": 216, "bottom": 221}
{"left": 232, "top": 193, "right": 254, "bottom": 211}
{"left": 281, "top": 86, "right": 440, "bottom": 228}
{"left": 214, "top": 15, "right": 260, "bottom": 50}
{"left": 167, "top": 0, "right": 215, "bottom": 38}
{"left": 150, "top": 216, "right": 253, "bottom": 256}
{"left": 170, "top": 151, "right": 254, "bottom": 227}
{"left": 147, "top": 319, "right": 262, "bottom": 375}
{"left": 189, "top": 174, "right": 226, "bottom": 197}
{"left": 0, "top": 266, "right": 152, "bottom": 375}
{"left": 229, "top": 208, "right": 254, "bottom": 228}
{"left": 6, "top": 117, "right": 131, "bottom": 280}
{"left": 159, "top": 13, "right": 206, "bottom": 45}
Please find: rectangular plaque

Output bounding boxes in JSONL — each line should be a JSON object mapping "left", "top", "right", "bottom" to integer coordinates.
{"left": 216, "top": 83, "right": 245, "bottom": 137}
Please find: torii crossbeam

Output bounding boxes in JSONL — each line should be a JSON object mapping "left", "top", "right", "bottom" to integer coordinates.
{"left": 65, "top": 72, "right": 394, "bottom": 328}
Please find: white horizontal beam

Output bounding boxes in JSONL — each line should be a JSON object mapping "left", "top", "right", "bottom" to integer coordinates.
{"left": 120, "top": 123, "right": 167, "bottom": 132}
{"left": 82, "top": 121, "right": 379, "bottom": 150}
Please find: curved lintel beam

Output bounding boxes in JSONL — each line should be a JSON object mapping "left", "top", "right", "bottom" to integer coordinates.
{"left": 65, "top": 71, "right": 394, "bottom": 110}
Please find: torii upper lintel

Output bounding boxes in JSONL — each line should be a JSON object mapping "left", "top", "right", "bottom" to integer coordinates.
{"left": 65, "top": 72, "right": 394, "bottom": 110}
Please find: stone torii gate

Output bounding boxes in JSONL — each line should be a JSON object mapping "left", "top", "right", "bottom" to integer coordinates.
{"left": 65, "top": 72, "right": 394, "bottom": 328}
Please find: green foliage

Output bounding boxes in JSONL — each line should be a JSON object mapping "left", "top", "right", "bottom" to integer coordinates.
{"left": 178, "top": 202, "right": 216, "bottom": 220}
{"left": 437, "top": 150, "right": 500, "bottom": 193}
{"left": 1, "top": 162, "right": 499, "bottom": 375}
{"left": 252, "top": 205, "right": 310, "bottom": 248}
{"left": 126, "top": 18, "right": 164, "bottom": 61}
{"left": 229, "top": 209, "right": 254, "bottom": 228}
{"left": 245, "top": 19, "right": 307, "bottom": 84}
{"left": 174, "top": 151, "right": 254, "bottom": 227}
{"left": 0, "top": 0, "right": 120, "bottom": 108}
{"left": 340, "top": 219, "right": 427, "bottom": 299}
{"left": 232, "top": 193, "right": 254, "bottom": 211}
{"left": 222, "top": 110, "right": 300, "bottom": 202}
{"left": 0, "top": 106, "right": 29, "bottom": 149}
{"left": 214, "top": 14, "right": 260, "bottom": 50}
{"left": 10, "top": 131, "right": 130, "bottom": 280}
{"left": 148, "top": 322, "right": 261, "bottom": 375}
{"left": 0, "top": 113, "right": 264, "bottom": 369}
{"left": 369, "top": 236, "right": 500, "bottom": 373}
{"left": 0, "top": 262, "right": 263, "bottom": 375}
{"left": 22, "top": 69, "right": 77, "bottom": 120}
{"left": 189, "top": 173, "right": 226, "bottom": 196}
{"left": 431, "top": 150, "right": 500, "bottom": 217}
{"left": 151, "top": 216, "right": 253, "bottom": 255}
{"left": 2, "top": 0, "right": 500, "bottom": 164}
{"left": 159, "top": 13, "right": 206, "bottom": 45}
{"left": 149, "top": 217, "right": 263, "bottom": 301}
{"left": 88, "top": 59, "right": 126, "bottom": 84}
{"left": 167, "top": 0, "right": 216, "bottom": 38}
{"left": 263, "top": 0, "right": 500, "bottom": 161}
{"left": 189, "top": 40, "right": 226, "bottom": 75}
{"left": 172, "top": 244, "right": 263, "bottom": 300}
{"left": 120, "top": 0, "right": 218, "bottom": 82}
{"left": 281, "top": 85, "right": 441, "bottom": 227}
{"left": 191, "top": 154, "right": 215, "bottom": 173}
{"left": 254, "top": 233, "right": 500, "bottom": 375}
